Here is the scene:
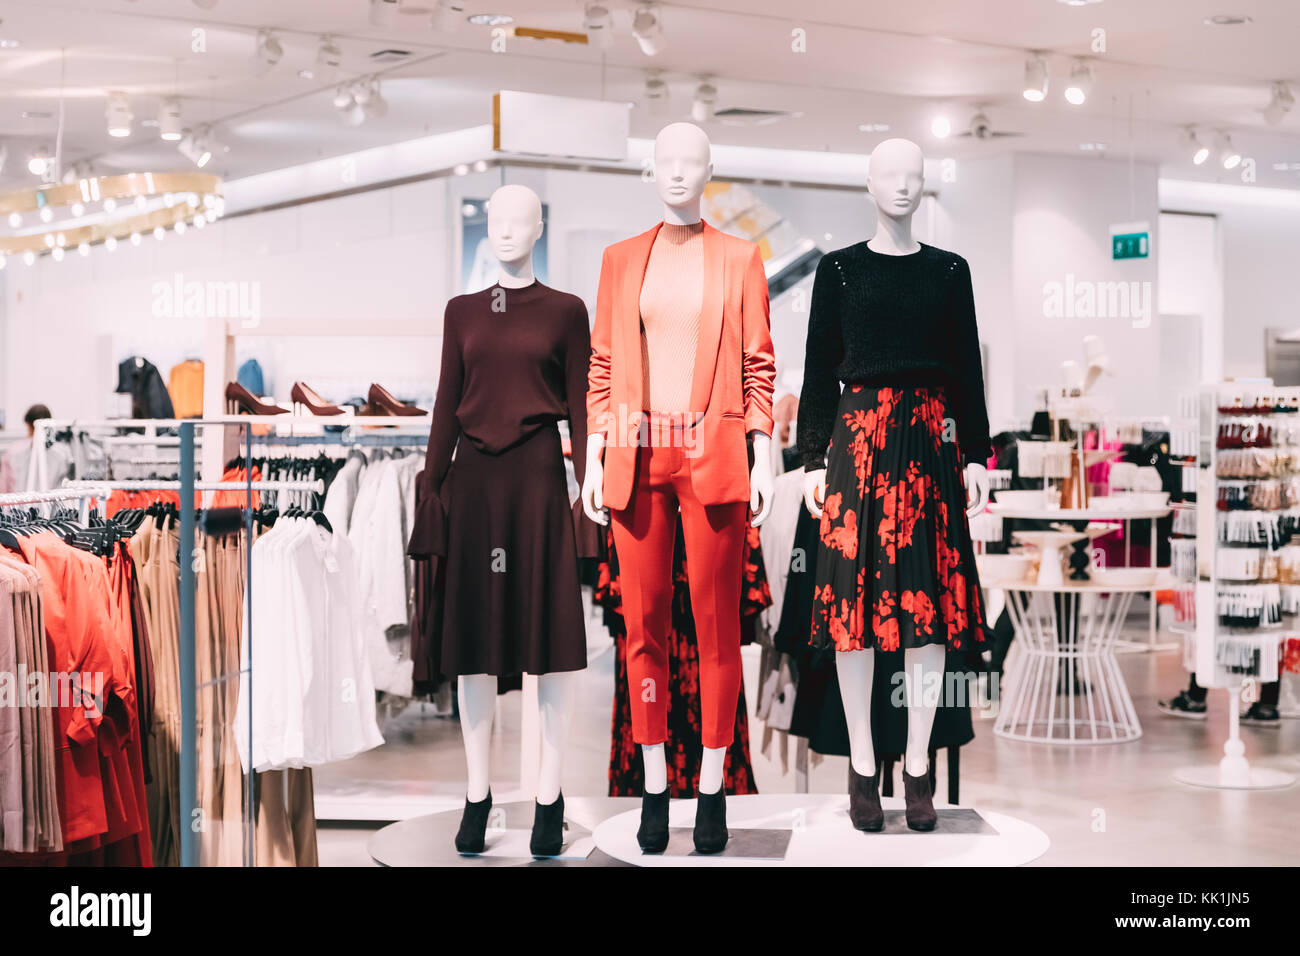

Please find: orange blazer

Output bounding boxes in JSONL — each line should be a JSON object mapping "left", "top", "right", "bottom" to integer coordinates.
{"left": 588, "top": 221, "right": 776, "bottom": 512}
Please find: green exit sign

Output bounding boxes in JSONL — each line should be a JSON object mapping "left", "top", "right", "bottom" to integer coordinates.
{"left": 1112, "top": 231, "right": 1149, "bottom": 259}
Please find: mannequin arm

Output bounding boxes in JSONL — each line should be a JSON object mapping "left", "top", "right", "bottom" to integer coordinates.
{"left": 964, "top": 462, "right": 989, "bottom": 517}
{"left": 580, "top": 432, "right": 609, "bottom": 526}
{"left": 802, "top": 467, "right": 826, "bottom": 518}
{"left": 749, "top": 431, "right": 774, "bottom": 527}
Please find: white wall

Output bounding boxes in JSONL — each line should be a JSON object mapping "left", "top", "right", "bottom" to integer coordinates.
{"left": 1158, "top": 179, "right": 1300, "bottom": 382}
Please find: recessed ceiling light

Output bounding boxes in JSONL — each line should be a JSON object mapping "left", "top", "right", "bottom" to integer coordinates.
{"left": 1204, "top": 14, "right": 1252, "bottom": 25}
{"left": 21, "top": 110, "right": 52, "bottom": 120}
{"left": 467, "top": 13, "right": 512, "bottom": 26}
{"left": 0, "top": 38, "right": 19, "bottom": 49}
{"left": 1079, "top": 142, "right": 1108, "bottom": 151}
{"left": 858, "top": 123, "right": 891, "bottom": 133}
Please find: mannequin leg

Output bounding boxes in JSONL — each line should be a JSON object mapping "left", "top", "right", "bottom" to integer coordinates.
{"left": 536, "top": 671, "right": 575, "bottom": 805}
{"left": 642, "top": 743, "right": 668, "bottom": 795}
{"left": 699, "top": 747, "right": 725, "bottom": 796}
{"left": 903, "top": 644, "right": 945, "bottom": 776}
{"left": 458, "top": 674, "right": 496, "bottom": 802}
{"left": 835, "top": 648, "right": 876, "bottom": 776}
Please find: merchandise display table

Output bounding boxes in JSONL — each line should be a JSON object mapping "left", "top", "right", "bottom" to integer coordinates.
{"left": 590, "top": 793, "right": 1048, "bottom": 867}
{"left": 986, "top": 503, "right": 1173, "bottom": 650}
{"left": 988, "top": 576, "right": 1177, "bottom": 745}
{"left": 368, "top": 797, "right": 639, "bottom": 867}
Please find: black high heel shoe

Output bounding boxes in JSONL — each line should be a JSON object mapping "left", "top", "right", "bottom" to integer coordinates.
{"left": 637, "top": 789, "right": 669, "bottom": 854}
{"left": 903, "top": 770, "right": 938, "bottom": 832}
{"left": 848, "top": 765, "right": 884, "bottom": 832}
{"left": 529, "top": 793, "right": 566, "bottom": 857}
{"left": 454, "top": 791, "right": 493, "bottom": 853}
{"left": 693, "top": 789, "right": 728, "bottom": 854}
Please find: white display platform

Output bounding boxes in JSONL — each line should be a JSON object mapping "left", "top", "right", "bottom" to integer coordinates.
{"left": 591, "top": 793, "right": 1049, "bottom": 867}
{"left": 1173, "top": 765, "right": 1296, "bottom": 790}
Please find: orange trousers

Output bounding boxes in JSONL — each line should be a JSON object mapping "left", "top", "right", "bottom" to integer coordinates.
{"left": 610, "top": 438, "right": 747, "bottom": 749}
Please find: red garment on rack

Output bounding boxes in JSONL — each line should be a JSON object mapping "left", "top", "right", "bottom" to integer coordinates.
{"left": 101, "top": 466, "right": 262, "bottom": 518}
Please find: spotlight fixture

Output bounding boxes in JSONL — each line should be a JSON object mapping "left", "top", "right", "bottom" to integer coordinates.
{"left": 158, "top": 97, "right": 184, "bottom": 141}
{"left": 690, "top": 77, "right": 717, "bottom": 123}
{"left": 1263, "top": 81, "right": 1295, "bottom": 126}
{"left": 27, "top": 147, "right": 50, "bottom": 177}
{"left": 369, "top": 0, "right": 398, "bottom": 27}
{"left": 254, "top": 30, "right": 283, "bottom": 69}
{"left": 1064, "top": 59, "right": 1092, "bottom": 105}
{"left": 583, "top": 3, "right": 614, "bottom": 49}
{"left": 178, "top": 127, "right": 214, "bottom": 167}
{"left": 1182, "top": 128, "right": 1210, "bottom": 165}
{"left": 1023, "top": 54, "right": 1049, "bottom": 102}
{"left": 432, "top": 0, "right": 465, "bottom": 31}
{"left": 631, "top": 4, "right": 663, "bottom": 56}
{"left": 316, "top": 35, "right": 343, "bottom": 82}
{"left": 1218, "top": 132, "right": 1241, "bottom": 169}
{"left": 106, "top": 91, "right": 133, "bottom": 137}
{"left": 356, "top": 76, "right": 388, "bottom": 119}
{"left": 333, "top": 84, "right": 366, "bottom": 126}
{"left": 930, "top": 113, "right": 952, "bottom": 138}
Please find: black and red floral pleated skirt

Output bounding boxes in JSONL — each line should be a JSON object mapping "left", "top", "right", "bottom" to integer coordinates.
{"left": 811, "top": 384, "right": 986, "bottom": 654}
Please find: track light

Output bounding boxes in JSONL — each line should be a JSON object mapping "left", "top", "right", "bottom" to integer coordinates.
{"left": 1218, "top": 132, "right": 1241, "bottom": 170}
{"left": 158, "top": 97, "right": 183, "bottom": 141}
{"left": 333, "top": 84, "right": 365, "bottom": 126}
{"left": 931, "top": 113, "right": 952, "bottom": 138}
{"left": 691, "top": 77, "right": 717, "bottom": 123}
{"left": 369, "top": 0, "right": 398, "bottom": 27}
{"left": 584, "top": 3, "right": 614, "bottom": 49}
{"left": 632, "top": 4, "right": 663, "bottom": 56}
{"left": 178, "top": 127, "right": 215, "bottom": 168}
{"left": 1022, "top": 54, "right": 1049, "bottom": 102}
{"left": 27, "top": 147, "right": 50, "bottom": 177}
{"left": 431, "top": 0, "right": 464, "bottom": 32}
{"left": 1182, "top": 128, "right": 1210, "bottom": 165}
{"left": 1264, "top": 81, "right": 1295, "bottom": 126}
{"left": 355, "top": 76, "right": 388, "bottom": 119}
{"left": 254, "top": 30, "right": 283, "bottom": 70}
{"left": 106, "top": 91, "right": 133, "bottom": 137}
{"left": 316, "top": 35, "right": 343, "bottom": 83}
{"left": 1064, "top": 59, "right": 1092, "bottom": 106}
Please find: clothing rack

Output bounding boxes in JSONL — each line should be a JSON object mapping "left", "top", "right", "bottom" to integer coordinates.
{"left": 0, "top": 485, "right": 112, "bottom": 524}
{"left": 63, "top": 478, "right": 325, "bottom": 494}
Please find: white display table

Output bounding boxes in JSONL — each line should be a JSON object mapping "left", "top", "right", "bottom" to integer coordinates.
{"left": 986, "top": 502, "right": 1173, "bottom": 649}
{"left": 988, "top": 575, "right": 1177, "bottom": 745}
{"left": 590, "top": 793, "right": 1049, "bottom": 867}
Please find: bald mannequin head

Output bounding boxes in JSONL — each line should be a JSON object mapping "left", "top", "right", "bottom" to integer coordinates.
{"left": 867, "top": 138, "right": 925, "bottom": 221}
{"left": 653, "top": 122, "right": 713, "bottom": 212}
{"left": 487, "top": 183, "right": 544, "bottom": 266}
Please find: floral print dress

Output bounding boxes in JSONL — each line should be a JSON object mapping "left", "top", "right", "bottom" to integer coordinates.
{"left": 811, "top": 385, "right": 986, "bottom": 654}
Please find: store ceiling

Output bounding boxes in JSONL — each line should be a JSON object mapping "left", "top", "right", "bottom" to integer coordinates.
{"left": 0, "top": 0, "right": 1298, "bottom": 190}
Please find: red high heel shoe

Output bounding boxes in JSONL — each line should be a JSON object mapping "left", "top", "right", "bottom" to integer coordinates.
{"left": 368, "top": 383, "right": 426, "bottom": 416}
{"left": 225, "top": 382, "right": 289, "bottom": 415}
{"left": 291, "top": 382, "right": 347, "bottom": 416}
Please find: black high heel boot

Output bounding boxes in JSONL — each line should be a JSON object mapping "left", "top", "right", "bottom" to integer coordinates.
{"left": 903, "top": 770, "right": 938, "bottom": 832}
{"left": 848, "top": 765, "right": 884, "bottom": 832}
{"left": 454, "top": 791, "right": 493, "bottom": 853}
{"left": 693, "top": 789, "right": 728, "bottom": 854}
{"left": 637, "top": 789, "right": 670, "bottom": 853}
{"left": 529, "top": 793, "right": 566, "bottom": 857}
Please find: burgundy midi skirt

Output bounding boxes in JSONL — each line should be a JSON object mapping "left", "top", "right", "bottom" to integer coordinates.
{"left": 439, "top": 424, "right": 587, "bottom": 679}
{"left": 810, "top": 384, "right": 986, "bottom": 654}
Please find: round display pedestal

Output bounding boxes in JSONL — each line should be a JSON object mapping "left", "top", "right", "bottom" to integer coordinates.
{"left": 1173, "top": 757, "right": 1296, "bottom": 791}
{"left": 590, "top": 793, "right": 1049, "bottom": 867}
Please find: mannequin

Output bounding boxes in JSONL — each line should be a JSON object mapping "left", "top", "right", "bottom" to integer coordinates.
{"left": 408, "top": 183, "right": 593, "bottom": 857}
{"left": 797, "top": 138, "right": 990, "bottom": 833}
{"left": 582, "top": 122, "right": 776, "bottom": 853}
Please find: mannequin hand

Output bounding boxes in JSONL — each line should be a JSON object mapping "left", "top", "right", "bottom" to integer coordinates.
{"left": 964, "top": 462, "right": 989, "bottom": 517}
{"left": 581, "top": 433, "right": 609, "bottom": 526}
{"left": 749, "top": 432, "right": 774, "bottom": 527}
{"left": 803, "top": 468, "right": 827, "bottom": 518}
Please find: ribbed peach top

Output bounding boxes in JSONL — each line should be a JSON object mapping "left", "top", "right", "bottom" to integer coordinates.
{"left": 639, "top": 221, "right": 704, "bottom": 414}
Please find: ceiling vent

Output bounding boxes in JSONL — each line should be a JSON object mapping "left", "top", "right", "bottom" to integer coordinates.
{"left": 369, "top": 48, "right": 413, "bottom": 63}
{"left": 714, "top": 107, "right": 798, "bottom": 127}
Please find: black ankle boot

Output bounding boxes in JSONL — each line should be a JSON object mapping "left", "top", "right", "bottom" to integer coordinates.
{"left": 454, "top": 791, "right": 493, "bottom": 853}
{"left": 693, "top": 789, "right": 728, "bottom": 854}
{"left": 848, "top": 765, "right": 884, "bottom": 832}
{"left": 903, "top": 771, "right": 937, "bottom": 832}
{"left": 637, "top": 789, "right": 670, "bottom": 853}
{"left": 529, "top": 792, "right": 566, "bottom": 857}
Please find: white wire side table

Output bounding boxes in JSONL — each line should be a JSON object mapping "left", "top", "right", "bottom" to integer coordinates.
{"left": 991, "top": 580, "right": 1159, "bottom": 745}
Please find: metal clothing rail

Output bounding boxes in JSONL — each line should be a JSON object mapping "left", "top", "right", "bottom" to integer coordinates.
{"left": 64, "top": 478, "right": 325, "bottom": 493}
{"left": 0, "top": 485, "right": 112, "bottom": 524}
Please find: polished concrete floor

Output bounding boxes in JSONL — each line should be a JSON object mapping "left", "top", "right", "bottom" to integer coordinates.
{"left": 313, "top": 611, "right": 1300, "bottom": 867}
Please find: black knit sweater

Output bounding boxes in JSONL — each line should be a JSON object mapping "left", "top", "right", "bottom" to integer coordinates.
{"left": 796, "top": 241, "right": 991, "bottom": 470}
